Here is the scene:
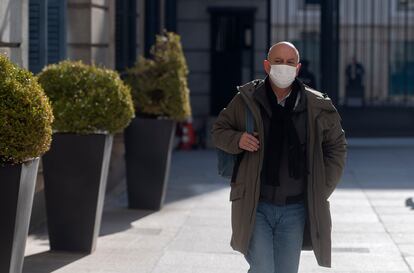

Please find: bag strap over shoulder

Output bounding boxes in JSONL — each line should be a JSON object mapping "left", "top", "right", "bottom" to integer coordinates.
{"left": 245, "top": 105, "right": 254, "bottom": 134}
{"left": 230, "top": 103, "right": 255, "bottom": 183}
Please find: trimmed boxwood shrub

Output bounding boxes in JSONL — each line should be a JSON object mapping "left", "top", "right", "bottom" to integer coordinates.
{"left": 124, "top": 31, "right": 192, "bottom": 121}
{"left": 38, "top": 60, "right": 135, "bottom": 134}
{"left": 0, "top": 54, "right": 53, "bottom": 164}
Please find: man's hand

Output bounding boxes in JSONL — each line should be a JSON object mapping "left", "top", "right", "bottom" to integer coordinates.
{"left": 238, "top": 132, "right": 260, "bottom": 152}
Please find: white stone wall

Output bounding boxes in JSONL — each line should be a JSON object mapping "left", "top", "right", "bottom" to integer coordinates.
{"left": 67, "top": 0, "right": 115, "bottom": 68}
{"left": 177, "top": 0, "right": 268, "bottom": 122}
{"left": 0, "top": 0, "right": 28, "bottom": 67}
{"left": 0, "top": 0, "right": 39, "bottom": 230}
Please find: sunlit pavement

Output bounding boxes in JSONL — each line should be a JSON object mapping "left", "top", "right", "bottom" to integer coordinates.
{"left": 24, "top": 139, "right": 414, "bottom": 273}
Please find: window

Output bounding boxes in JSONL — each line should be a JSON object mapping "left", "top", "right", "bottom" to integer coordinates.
{"left": 29, "top": 0, "right": 47, "bottom": 73}
{"left": 29, "top": 0, "right": 66, "bottom": 73}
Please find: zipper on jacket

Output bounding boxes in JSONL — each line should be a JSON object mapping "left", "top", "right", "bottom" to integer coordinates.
{"left": 250, "top": 141, "right": 263, "bottom": 223}
{"left": 312, "top": 114, "right": 322, "bottom": 246}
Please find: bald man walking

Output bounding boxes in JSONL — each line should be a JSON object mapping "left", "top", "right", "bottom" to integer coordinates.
{"left": 212, "top": 42, "right": 347, "bottom": 273}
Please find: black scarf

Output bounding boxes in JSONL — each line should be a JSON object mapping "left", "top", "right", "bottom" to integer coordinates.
{"left": 263, "top": 79, "right": 305, "bottom": 186}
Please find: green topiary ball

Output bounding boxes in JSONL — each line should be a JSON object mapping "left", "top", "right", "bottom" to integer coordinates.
{"left": 125, "top": 31, "right": 192, "bottom": 121}
{"left": 0, "top": 54, "right": 54, "bottom": 164}
{"left": 38, "top": 60, "right": 135, "bottom": 134}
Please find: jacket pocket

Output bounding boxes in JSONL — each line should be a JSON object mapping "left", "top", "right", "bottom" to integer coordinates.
{"left": 229, "top": 183, "right": 246, "bottom": 201}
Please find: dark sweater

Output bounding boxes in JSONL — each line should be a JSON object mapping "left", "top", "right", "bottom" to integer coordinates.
{"left": 255, "top": 78, "right": 308, "bottom": 206}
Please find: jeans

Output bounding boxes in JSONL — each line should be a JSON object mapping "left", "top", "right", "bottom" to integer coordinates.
{"left": 244, "top": 200, "right": 307, "bottom": 273}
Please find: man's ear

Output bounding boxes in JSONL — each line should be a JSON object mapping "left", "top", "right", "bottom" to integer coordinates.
{"left": 296, "top": 63, "right": 302, "bottom": 76}
{"left": 263, "top": 60, "right": 271, "bottom": 74}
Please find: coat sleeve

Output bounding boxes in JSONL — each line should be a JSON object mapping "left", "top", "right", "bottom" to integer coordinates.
{"left": 211, "top": 93, "right": 245, "bottom": 155}
{"left": 322, "top": 110, "right": 347, "bottom": 198}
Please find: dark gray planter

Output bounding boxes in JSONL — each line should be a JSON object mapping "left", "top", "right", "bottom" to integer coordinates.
{"left": 124, "top": 117, "right": 176, "bottom": 210}
{"left": 42, "top": 133, "right": 113, "bottom": 253}
{"left": 0, "top": 158, "right": 39, "bottom": 273}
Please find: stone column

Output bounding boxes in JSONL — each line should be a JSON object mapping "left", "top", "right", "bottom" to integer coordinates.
{"left": 67, "top": 0, "right": 115, "bottom": 68}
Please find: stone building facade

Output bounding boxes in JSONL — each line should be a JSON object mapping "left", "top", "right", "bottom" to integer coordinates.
{"left": 1, "top": 0, "right": 270, "bottom": 229}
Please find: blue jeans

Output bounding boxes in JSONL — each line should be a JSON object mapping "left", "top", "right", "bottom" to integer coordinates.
{"left": 244, "top": 200, "right": 307, "bottom": 273}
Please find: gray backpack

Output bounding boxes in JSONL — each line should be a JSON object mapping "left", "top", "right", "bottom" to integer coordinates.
{"left": 217, "top": 104, "right": 254, "bottom": 180}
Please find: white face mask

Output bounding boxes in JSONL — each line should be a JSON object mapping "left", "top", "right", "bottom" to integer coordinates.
{"left": 269, "top": 64, "right": 297, "bottom": 88}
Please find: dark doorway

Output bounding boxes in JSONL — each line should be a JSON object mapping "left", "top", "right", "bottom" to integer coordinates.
{"left": 209, "top": 7, "right": 255, "bottom": 116}
{"left": 115, "top": 0, "right": 137, "bottom": 72}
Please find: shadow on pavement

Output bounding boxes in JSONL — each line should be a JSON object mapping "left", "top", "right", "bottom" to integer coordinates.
{"left": 163, "top": 150, "right": 229, "bottom": 204}
{"left": 23, "top": 149, "right": 232, "bottom": 271}
{"left": 99, "top": 207, "right": 153, "bottom": 237}
{"left": 99, "top": 150, "right": 228, "bottom": 236}
{"left": 23, "top": 251, "right": 86, "bottom": 273}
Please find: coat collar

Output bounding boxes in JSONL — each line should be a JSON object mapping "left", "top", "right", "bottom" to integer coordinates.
{"left": 250, "top": 76, "right": 307, "bottom": 117}
{"left": 238, "top": 76, "right": 337, "bottom": 118}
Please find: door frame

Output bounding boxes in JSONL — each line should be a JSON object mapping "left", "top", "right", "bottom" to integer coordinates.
{"left": 208, "top": 6, "right": 256, "bottom": 115}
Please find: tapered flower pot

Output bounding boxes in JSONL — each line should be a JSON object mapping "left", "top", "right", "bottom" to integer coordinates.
{"left": 0, "top": 158, "right": 40, "bottom": 273}
{"left": 124, "top": 117, "right": 176, "bottom": 210}
{"left": 42, "top": 133, "right": 113, "bottom": 253}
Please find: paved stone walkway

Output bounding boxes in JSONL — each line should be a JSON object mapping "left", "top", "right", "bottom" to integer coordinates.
{"left": 24, "top": 139, "right": 414, "bottom": 272}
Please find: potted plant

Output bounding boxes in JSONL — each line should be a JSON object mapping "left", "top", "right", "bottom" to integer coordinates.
{"left": 0, "top": 55, "right": 53, "bottom": 273}
{"left": 37, "top": 60, "right": 134, "bottom": 253}
{"left": 124, "top": 31, "right": 192, "bottom": 210}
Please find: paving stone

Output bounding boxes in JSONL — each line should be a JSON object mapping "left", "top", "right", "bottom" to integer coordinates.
{"left": 24, "top": 144, "right": 414, "bottom": 273}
